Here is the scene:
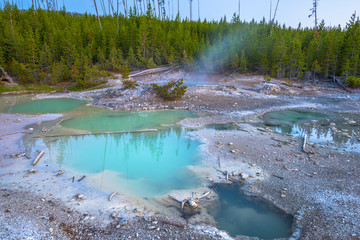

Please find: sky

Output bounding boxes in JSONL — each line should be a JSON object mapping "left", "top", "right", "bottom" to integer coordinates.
{"left": 5, "top": 0, "right": 360, "bottom": 28}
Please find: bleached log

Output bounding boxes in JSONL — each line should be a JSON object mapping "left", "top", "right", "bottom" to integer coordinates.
{"left": 32, "top": 151, "right": 44, "bottom": 166}
{"left": 303, "top": 134, "right": 308, "bottom": 152}
{"left": 0, "top": 129, "right": 29, "bottom": 138}
{"left": 46, "top": 119, "right": 64, "bottom": 133}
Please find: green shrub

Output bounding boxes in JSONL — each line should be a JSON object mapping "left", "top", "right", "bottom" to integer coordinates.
{"left": 122, "top": 79, "right": 137, "bottom": 89}
{"left": 151, "top": 79, "right": 187, "bottom": 101}
{"left": 346, "top": 76, "right": 360, "bottom": 88}
{"left": 264, "top": 74, "right": 271, "bottom": 82}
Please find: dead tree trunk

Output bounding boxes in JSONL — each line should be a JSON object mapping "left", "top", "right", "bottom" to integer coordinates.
{"left": 94, "top": 0, "right": 103, "bottom": 30}
{"left": 0, "top": 66, "right": 15, "bottom": 86}
{"left": 122, "top": 0, "right": 127, "bottom": 17}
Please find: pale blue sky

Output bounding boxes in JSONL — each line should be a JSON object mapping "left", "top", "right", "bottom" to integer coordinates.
{"left": 6, "top": 0, "right": 360, "bottom": 28}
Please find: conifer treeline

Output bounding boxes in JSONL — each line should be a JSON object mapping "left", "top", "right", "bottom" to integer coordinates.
{"left": 0, "top": 3, "right": 360, "bottom": 88}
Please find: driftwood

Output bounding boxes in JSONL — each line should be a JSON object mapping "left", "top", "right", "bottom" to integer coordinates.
{"left": 109, "top": 192, "right": 117, "bottom": 201}
{"left": 43, "top": 129, "right": 158, "bottom": 138}
{"left": 303, "top": 134, "right": 308, "bottom": 152}
{"left": 78, "top": 175, "right": 86, "bottom": 182}
{"left": 46, "top": 119, "right": 64, "bottom": 133}
{"left": 168, "top": 191, "right": 211, "bottom": 210}
{"left": 32, "top": 151, "right": 45, "bottom": 166}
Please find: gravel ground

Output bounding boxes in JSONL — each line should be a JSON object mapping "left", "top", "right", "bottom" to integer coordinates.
{"left": 1, "top": 69, "right": 360, "bottom": 239}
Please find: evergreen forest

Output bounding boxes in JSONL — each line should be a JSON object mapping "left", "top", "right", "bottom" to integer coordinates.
{"left": 1, "top": 3, "right": 360, "bottom": 89}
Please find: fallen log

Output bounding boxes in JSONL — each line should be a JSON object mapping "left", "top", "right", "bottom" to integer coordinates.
{"left": 0, "top": 129, "right": 29, "bottom": 138}
{"left": 109, "top": 192, "right": 117, "bottom": 201}
{"left": 223, "top": 68, "right": 239, "bottom": 82}
{"left": 46, "top": 119, "right": 64, "bottom": 133}
{"left": 332, "top": 75, "right": 352, "bottom": 93}
{"left": 32, "top": 151, "right": 45, "bottom": 166}
{"left": 78, "top": 175, "right": 86, "bottom": 182}
{"left": 44, "top": 129, "right": 158, "bottom": 138}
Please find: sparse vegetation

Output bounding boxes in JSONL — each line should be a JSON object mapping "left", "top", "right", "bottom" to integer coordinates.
{"left": 151, "top": 79, "right": 187, "bottom": 101}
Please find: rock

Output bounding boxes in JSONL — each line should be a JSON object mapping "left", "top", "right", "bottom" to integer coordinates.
{"left": 230, "top": 149, "right": 236, "bottom": 154}
{"left": 111, "top": 212, "right": 117, "bottom": 219}
{"left": 133, "top": 208, "right": 142, "bottom": 214}
{"left": 280, "top": 194, "right": 287, "bottom": 198}
{"left": 10, "top": 152, "right": 26, "bottom": 158}
{"left": 28, "top": 169, "right": 38, "bottom": 174}
{"left": 115, "top": 218, "right": 128, "bottom": 228}
{"left": 147, "top": 225, "right": 157, "bottom": 230}
{"left": 228, "top": 142, "right": 233, "bottom": 146}
{"left": 49, "top": 228, "right": 53, "bottom": 233}
{"left": 76, "top": 194, "right": 87, "bottom": 201}
{"left": 240, "top": 172, "right": 249, "bottom": 180}
{"left": 188, "top": 200, "right": 198, "bottom": 208}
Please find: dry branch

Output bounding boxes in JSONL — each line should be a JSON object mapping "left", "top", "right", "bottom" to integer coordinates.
{"left": 55, "top": 169, "right": 64, "bottom": 177}
{"left": 32, "top": 151, "right": 44, "bottom": 166}
{"left": 109, "top": 192, "right": 117, "bottom": 201}
{"left": 168, "top": 191, "right": 212, "bottom": 210}
{"left": 160, "top": 220, "right": 185, "bottom": 228}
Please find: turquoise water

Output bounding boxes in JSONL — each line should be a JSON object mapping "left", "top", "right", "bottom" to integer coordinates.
{"left": 260, "top": 110, "right": 360, "bottom": 153}
{"left": 211, "top": 184, "right": 293, "bottom": 239}
{"left": 62, "top": 110, "right": 196, "bottom": 132}
{"left": 6, "top": 98, "right": 88, "bottom": 114}
{"left": 47, "top": 128, "right": 202, "bottom": 197}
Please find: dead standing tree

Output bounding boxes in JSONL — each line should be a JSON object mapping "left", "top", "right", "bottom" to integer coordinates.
{"left": 309, "top": 0, "right": 319, "bottom": 30}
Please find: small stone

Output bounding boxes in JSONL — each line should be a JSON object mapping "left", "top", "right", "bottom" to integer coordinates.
{"left": 49, "top": 228, "right": 53, "bottom": 233}
{"left": 147, "top": 225, "right": 157, "bottom": 230}
{"left": 280, "top": 194, "right": 287, "bottom": 198}
{"left": 188, "top": 200, "right": 198, "bottom": 208}
{"left": 240, "top": 172, "right": 249, "bottom": 180}
{"left": 133, "top": 208, "right": 142, "bottom": 214}
{"left": 76, "top": 194, "right": 87, "bottom": 201}
{"left": 152, "top": 221, "right": 158, "bottom": 225}
{"left": 28, "top": 169, "right": 38, "bottom": 174}
{"left": 111, "top": 212, "right": 117, "bottom": 218}
{"left": 228, "top": 142, "right": 233, "bottom": 146}
{"left": 230, "top": 149, "right": 236, "bottom": 154}
{"left": 144, "top": 216, "right": 152, "bottom": 222}
{"left": 116, "top": 218, "right": 128, "bottom": 228}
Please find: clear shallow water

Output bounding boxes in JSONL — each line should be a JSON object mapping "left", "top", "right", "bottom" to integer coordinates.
{"left": 211, "top": 184, "right": 293, "bottom": 239}
{"left": 46, "top": 128, "right": 202, "bottom": 197}
{"left": 5, "top": 98, "right": 88, "bottom": 114}
{"left": 62, "top": 109, "right": 196, "bottom": 132}
{"left": 260, "top": 110, "right": 360, "bottom": 153}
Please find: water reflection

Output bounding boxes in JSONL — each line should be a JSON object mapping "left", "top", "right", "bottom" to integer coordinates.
{"left": 46, "top": 128, "right": 202, "bottom": 197}
{"left": 211, "top": 184, "right": 293, "bottom": 239}
{"left": 260, "top": 110, "right": 360, "bottom": 152}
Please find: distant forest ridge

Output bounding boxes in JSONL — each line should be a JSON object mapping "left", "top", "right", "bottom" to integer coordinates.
{"left": 0, "top": 3, "right": 360, "bottom": 88}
